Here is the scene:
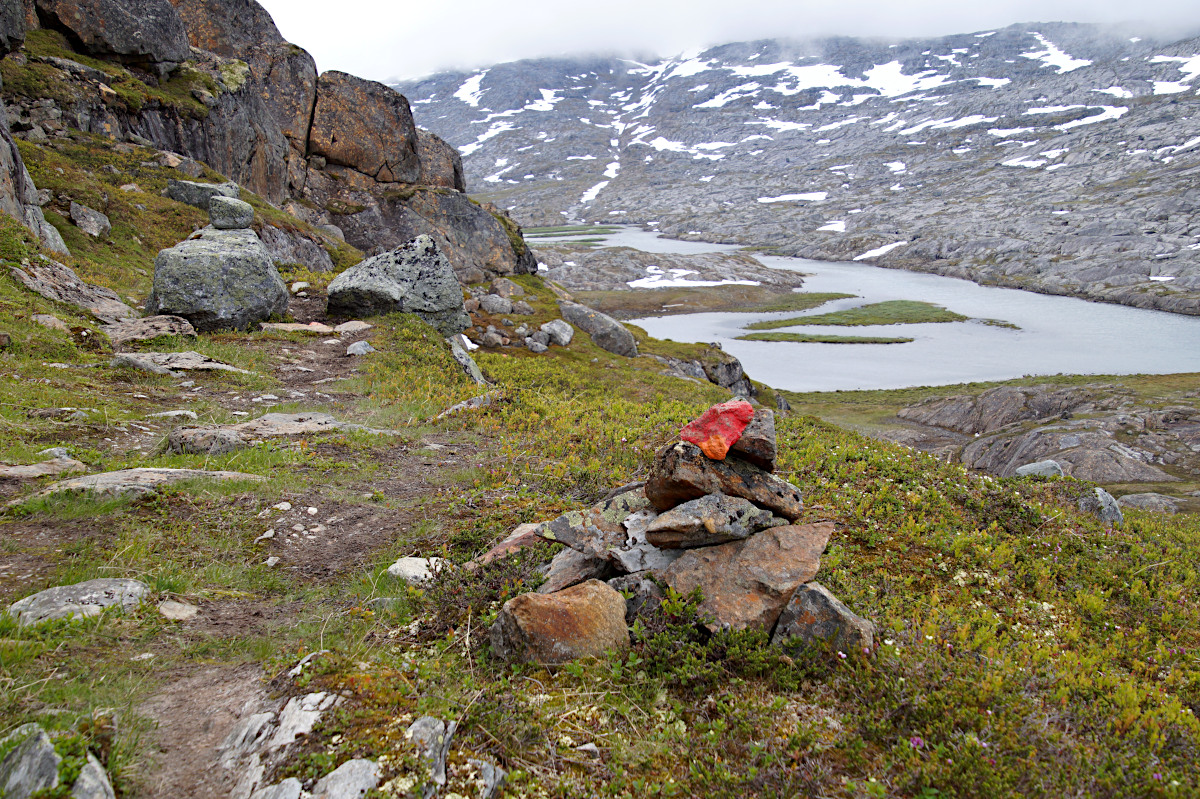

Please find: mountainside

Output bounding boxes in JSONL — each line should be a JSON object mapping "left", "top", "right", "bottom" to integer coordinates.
{"left": 395, "top": 22, "right": 1200, "bottom": 313}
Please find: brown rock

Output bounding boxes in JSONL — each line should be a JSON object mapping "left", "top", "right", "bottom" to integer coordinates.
{"left": 101, "top": 315, "right": 196, "bottom": 348}
{"left": 468, "top": 523, "right": 544, "bottom": 568}
{"left": 416, "top": 129, "right": 465, "bottom": 191}
{"left": 644, "top": 492, "right": 785, "bottom": 549}
{"left": 490, "top": 579, "right": 629, "bottom": 664}
{"left": 309, "top": 71, "right": 420, "bottom": 183}
{"left": 771, "top": 581, "right": 876, "bottom": 656}
{"left": 730, "top": 409, "right": 777, "bottom": 471}
{"left": 0, "top": 331, "right": 9, "bottom": 349}
{"left": 660, "top": 522, "right": 834, "bottom": 632}
{"left": 537, "top": 547, "right": 612, "bottom": 594}
{"left": 645, "top": 441, "right": 803, "bottom": 520}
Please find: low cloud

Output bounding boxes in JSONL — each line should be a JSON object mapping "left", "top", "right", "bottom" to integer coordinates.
{"left": 258, "top": 0, "right": 1200, "bottom": 81}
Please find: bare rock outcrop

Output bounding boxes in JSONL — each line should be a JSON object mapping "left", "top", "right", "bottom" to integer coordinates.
{"left": 309, "top": 71, "right": 420, "bottom": 184}
{"left": 34, "top": 0, "right": 191, "bottom": 69}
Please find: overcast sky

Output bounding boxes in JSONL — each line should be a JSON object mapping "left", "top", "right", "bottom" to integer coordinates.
{"left": 256, "top": 0, "right": 1200, "bottom": 82}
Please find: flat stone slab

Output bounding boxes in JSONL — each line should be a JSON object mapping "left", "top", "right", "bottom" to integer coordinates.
{"left": 261, "top": 322, "right": 335, "bottom": 335}
{"left": 113, "top": 351, "right": 252, "bottom": 375}
{"left": 102, "top": 315, "right": 196, "bottom": 348}
{"left": 7, "top": 578, "right": 150, "bottom": 626}
{"left": 168, "top": 413, "right": 399, "bottom": 455}
{"left": 10, "top": 259, "right": 135, "bottom": 324}
{"left": 7, "top": 468, "right": 263, "bottom": 507}
{"left": 0, "top": 456, "right": 87, "bottom": 481}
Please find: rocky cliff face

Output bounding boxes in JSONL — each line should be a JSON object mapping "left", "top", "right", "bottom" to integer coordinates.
{"left": 395, "top": 22, "right": 1200, "bottom": 312}
{"left": 0, "top": 0, "right": 532, "bottom": 282}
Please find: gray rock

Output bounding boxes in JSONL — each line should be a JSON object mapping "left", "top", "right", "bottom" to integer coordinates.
{"left": 466, "top": 758, "right": 506, "bottom": 799}
{"left": 311, "top": 759, "right": 380, "bottom": 799}
{"left": 35, "top": 0, "right": 190, "bottom": 66}
{"left": 326, "top": 236, "right": 469, "bottom": 335}
{"left": 0, "top": 455, "right": 87, "bottom": 481}
{"left": 645, "top": 441, "right": 804, "bottom": 521}
{"left": 511, "top": 300, "right": 534, "bottom": 315}
{"left": 69, "top": 202, "right": 110, "bottom": 238}
{"left": 257, "top": 226, "right": 335, "bottom": 273}
{"left": 157, "top": 600, "right": 199, "bottom": 621}
{"left": 1116, "top": 492, "right": 1180, "bottom": 514}
{"left": 645, "top": 493, "right": 786, "bottom": 549}
{"left": 147, "top": 228, "right": 288, "bottom": 332}
{"left": 10, "top": 259, "right": 135, "bottom": 324}
{"left": 249, "top": 778, "right": 302, "bottom": 799}
{"left": 0, "top": 725, "right": 60, "bottom": 799}
{"left": 729, "top": 409, "right": 777, "bottom": 471}
{"left": 536, "top": 490, "right": 655, "bottom": 565}
{"left": 386, "top": 557, "right": 448, "bottom": 584}
{"left": 70, "top": 752, "right": 115, "bottom": 799}
{"left": 345, "top": 340, "right": 375, "bottom": 356}
{"left": 407, "top": 717, "right": 456, "bottom": 795}
{"left": 558, "top": 300, "right": 637, "bottom": 357}
{"left": 6, "top": 468, "right": 263, "bottom": 507}
{"left": 0, "top": 1, "right": 24, "bottom": 58}
{"left": 610, "top": 507, "right": 685, "bottom": 573}
{"left": 479, "top": 330, "right": 504, "bottom": 348}
{"left": 771, "top": 581, "right": 876, "bottom": 656}
{"left": 478, "top": 294, "right": 513, "bottom": 314}
{"left": 489, "top": 277, "right": 524, "bottom": 297}
{"left": 530, "top": 330, "right": 551, "bottom": 346}
{"left": 267, "top": 692, "right": 338, "bottom": 750}
{"left": 447, "top": 336, "right": 487, "bottom": 384}
{"left": 165, "top": 180, "right": 239, "bottom": 210}
{"left": 607, "top": 573, "right": 665, "bottom": 624}
{"left": 101, "top": 315, "right": 196, "bottom": 348}
{"left": 539, "top": 319, "right": 573, "bottom": 346}
{"left": 537, "top": 547, "right": 611, "bottom": 594}
{"left": 112, "top": 351, "right": 251, "bottom": 374}
{"left": 6, "top": 578, "right": 149, "bottom": 626}
{"left": 168, "top": 412, "right": 398, "bottom": 455}
{"left": 527, "top": 340, "right": 548, "bottom": 354}
{"left": 168, "top": 427, "right": 247, "bottom": 456}
{"left": 1015, "top": 460, "right": 1066, "bottom": 477}
{"left": 209, "top": 196, "right": 255, "bottom": 230}
{"left": 1078, "top": 487, "right": 1124, "bottom": 527}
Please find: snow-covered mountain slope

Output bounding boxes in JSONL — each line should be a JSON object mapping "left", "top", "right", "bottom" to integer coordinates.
{"left": 394, "top": 23, "right": 1200, "bottom": 313}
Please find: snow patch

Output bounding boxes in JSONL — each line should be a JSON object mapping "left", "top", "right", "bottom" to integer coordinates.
{"left": 758, "top": 192, "right": 828, "bottom": 203}
{"left": 454, "top": 70, "right": 488, "bottom": 106}
{"left": 580, "top": 181, "right": 609, "bottom": 204}
{"left": 628, "top": 265, "right": 761, "bottom": 289}
{"left": 1022, "top": 32, "right": 1092, "bottom": 73}
{"left": 854, "top": 241, "right": 908, "bottom": 260}
{"left": 817, "top": 220, "right": 847, "bottom": 232}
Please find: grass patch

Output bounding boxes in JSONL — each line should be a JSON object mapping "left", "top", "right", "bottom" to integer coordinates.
{"left": 738, "top": 332, "right": 915, "bottom": 344}
{"left": 573, "top": 287, "right": 854, "bottom": 319}
{"left": 747, "top": 300, "right": 969, "bottom": 329}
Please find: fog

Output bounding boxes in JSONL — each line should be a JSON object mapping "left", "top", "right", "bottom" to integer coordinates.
{"left": 255, "top": 0, "right": 1200, "bottom": 81}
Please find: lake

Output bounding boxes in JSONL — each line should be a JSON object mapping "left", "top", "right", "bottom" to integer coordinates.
{"left": 581, "top": 227, "right": 1200, "bottom": 392}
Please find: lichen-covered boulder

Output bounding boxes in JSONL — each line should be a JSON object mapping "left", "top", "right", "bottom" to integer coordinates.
{"left": 147, "top": 228, "right": 288, "bottom": 332}
{"left": 168, "top": 0, "right": 286, "bottom": 58}
{"left": 209, "top": 195, "right": 254, "bottom": 229}
{"left": 771, "top": 581, "right": 876, "bottom": 656}
{"left": 326, "top": 235, "right": 468, "bottom": 335}
{"left": 165, "top": 179, "right": 240, "bottom": 210}
{"left": 558, "top": 300, "right": 638, "bottom": 357}
{"left": 6, "top": 578, "right": 150, "bottom": 626}
{"left": 645, "top": 441, "right": 804, "bottom": 521}
{"left": 310, "top": 71, "right": 420, "bottom": 183}
{"left": 35, "top": 0, "right": 191, "bottom": 66}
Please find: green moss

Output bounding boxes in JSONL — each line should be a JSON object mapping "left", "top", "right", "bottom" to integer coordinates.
{"left": 738, "top": 332, "right": 914, "bottom": 344}
{"left": 325, "top": 199, "right": 367, "bottom": 216}
{"left": 217, "top": 60, "right": 250, "bottom": 92}
{"left": 746, "top": 299, "right": 969, "bottom": 329}
{"left": 486, "top": 206, "right": 528, "bottom": 257}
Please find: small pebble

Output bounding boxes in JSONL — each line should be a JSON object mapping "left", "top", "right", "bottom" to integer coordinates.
{"left": 307, "top": 507, "right": 318, "bottom": 516}
{"left": 265, "top": 556, "right": 280, "bottom": 567}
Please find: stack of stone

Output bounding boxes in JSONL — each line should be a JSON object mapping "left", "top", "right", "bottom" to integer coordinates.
{"left": 489, "top": 400, "right": 875, "bottom": 665}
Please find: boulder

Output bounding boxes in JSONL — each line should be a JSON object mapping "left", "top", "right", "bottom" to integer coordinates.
{"left": 489, "top": 277, "right": 524, "bottom": 297}
{"left": 468, "top": 523, "right": 543, "bottom": 569}
{"left": 101, "top": 315, "right": 195, "bottom": 347}
{"left": 1116, "top": 492, "right": 1179, "bottom": 514}
{"left": 147, "top": 228, "right": 288, "bottom": 332}
{"left": 465, "top": 758, "right": 506, "bottom": 799}
{"left": 660, "top": 523, "right": 834, "bottom": 632}
{"left": 1014, "top": 459, "right": 1065, "bottom": 478}
{"left": 680, "top": 399, "right": 755, "bottom": 460}
{"left": 325, "top": 235, "right": 469, "bottom": 335}
{"left": 310, "top": 760, "right": 379, "bottom": 799}
{"left": 6, "top": 578, "right": 149, "bottom": 626}
{"left": 447, "top": 335, "right": 487, "bottom": 384}
{"left": 730, "top": 409, "right": 777, "bottom": 471}
{"left": 537, "top": 547, "right": 611, "bottom": 594}
{"left": 557, "top": 300, "right": 637, "bottom": 357}
{"left": 416, "top": 129, "right": 465, "bottom": 191}
{"left": 168, "top": 426, "right": 245, "bottom": 456}
{"left": 645, "top": 441, "right": 804, "bottom": 521}
{"left": 0, "top": 1, "right": 24, "bottom": 58}
{"left": 257, "top": 225, "right": 335, "bottom": 272}
{"left": 10, "top": 258, "right": 135, "bottom": 323}
{"left": 69, "top": 201, "right": 110, "bottom": 238}
{"left": 645, "top": 493, "right": 786, "bottom": 549}
{"left": 168, "top": 0, "right": 286, "bottom": 59}
{"left": 310, "top": 71, "right": 420, "bottom": 183}
{"left": 209, "top": 196, "right": 254, "bottom": 229}
{"left": 165, "top": 179, "right": 239, "bottom": 210}
{"left": 35, "top": 0, "right": 191, "bottom": 67}
{"left": 478, "top": 294, "right": 512, "bottom": 315}
{"left": 771, "top": 581, "right": 876, "bottom": 656}
{"left": 345, "top": 340, "right": 374, "bottom": 356}
{"left": 1078, "top": 487, "right": 1123, "bottom": 527}
{"left": 7, "top": 468, "right": 262, "bottom": 507}
{"left": 540, "top": 319, "right": 573, "bottom": 346}
{"left": 249, "top": 779, "right": 302, "bottom": 799}
{"left": 0, "top": 725, "right": 60, "bottom": 799}
{"left": 490, "top": 579, "right": 630, "bottom": 664}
